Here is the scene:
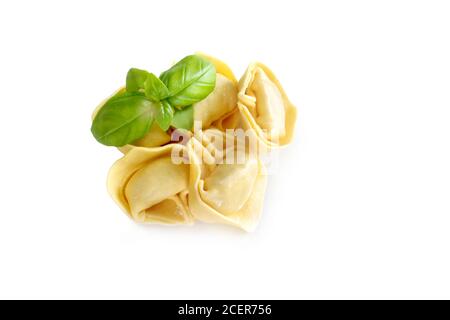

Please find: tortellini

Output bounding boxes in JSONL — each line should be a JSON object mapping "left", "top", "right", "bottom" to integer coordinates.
{"left": 107, "top": 144, "right": 193, "bottom": 224}
{"left": 187, "top": 129, "right": 267, "bottom": 232}
{"left": 99, "top": 55, "right": 297, "bottom": 231}
{"left": 238, "top": 63, "right": 297, "bottom": 148}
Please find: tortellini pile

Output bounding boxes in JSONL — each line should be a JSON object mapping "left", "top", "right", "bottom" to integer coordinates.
{"left": 96, "top": 54, "right": 297, "bottom": 231}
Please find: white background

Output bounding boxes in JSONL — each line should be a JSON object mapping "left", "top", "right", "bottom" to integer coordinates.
{"left": 0, "top": 0, "right": 449, "bottom": 299}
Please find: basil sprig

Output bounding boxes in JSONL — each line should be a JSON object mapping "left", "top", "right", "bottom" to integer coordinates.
{"left": 91, "top": 55, "right": 216, "bottom": 147}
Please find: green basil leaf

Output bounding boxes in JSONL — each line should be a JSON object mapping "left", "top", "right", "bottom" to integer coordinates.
{"left": 144, "top": 73, "right": 170, "bottom": 102}
{"left": 126, "top": 68, "right": 149, "bottom": 93}
{"left": 171, "top": 104, "right": 193, "bottom": 130}
{"left": 108, "top": 88, "right": 130, "bottom": 101}
{"left": 91, "top": 93, "right": 154, "bottom": 147}
{"left": 160, "top": 55, "right": 216, "bottom": 108}
{"left": 155, "top": 100, "right": 174, "bottom": 131}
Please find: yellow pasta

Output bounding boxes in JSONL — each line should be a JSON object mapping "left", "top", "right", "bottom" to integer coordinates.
{"left": 187, "top": 129, "right": 267, "bottom": 231}
{"left": 238, "top": 63, "right": 297, "bottom": 148}
{"left": 193, "top": 54, "right": 238, "bottom": 130}
{"left": 193, "top": 73, "right": 237, "bottom": 129}
{"left": 107, "top": 144, "right": 193, "bottom": 224}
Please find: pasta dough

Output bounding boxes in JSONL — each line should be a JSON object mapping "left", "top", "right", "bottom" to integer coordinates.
{"left": 107, "top": 144, "right": 193, "bottom": 224}
{"left": 238, "top": 63, "right": 297, "bottom": 148}
{"left": 193, "top": 54, "right": 238, "bottom": 130}
{"left": 118, "top": 124, "right": 171, "bottom": 154}
{"left": 193, "top": 73, "right": 237, "bottom": 129}
{"left": 196, "top": 53, "right": 237, "bottom": 85}
{"left": 187, "top": 129, "right": 267, "bottom": 231}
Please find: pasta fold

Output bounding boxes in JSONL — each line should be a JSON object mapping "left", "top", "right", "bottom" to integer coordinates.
{"left": 107, "top": 144, "right": 193, "bottom": 224}
{"left": 187, "top": 129, "right": 267, "bottom": 231}
{"left": 237, "top": 63, "right": 297, "bottom": 148}
{"left": 193, "top": 54, "right": 238, "bottom": 129}
{"left": 194, "top": 73, "right": 237, "bottom": 129}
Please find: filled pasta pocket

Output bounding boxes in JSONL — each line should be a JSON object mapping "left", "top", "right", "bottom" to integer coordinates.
{"left": 107, "top": 144, "right": 193, "bottom": 224}
{"left": 187, "top": 129, "right": 268, "bottom": 231}
{"left": 238, "top": 63, "right": 297, "bottom": 148}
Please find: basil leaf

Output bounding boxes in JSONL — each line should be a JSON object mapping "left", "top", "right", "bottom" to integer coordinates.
{"left": 171, "top": 105, "right": 193, "bottom": 130}
{"left": 160, "top": 55, "right": 216, "bottom": 108}
{"left": 155, "top": 100, "right": 174, "bottom": 131}
{"left": 91, "top": 93, "right": 154, "bottom": 147}
{"left": 126, "top": 68, "right": 149, "bottom": 93}
{"left": 108, "top": 88, "right": 129, "bottom": 100}
{"left": 144, "top": 73, "right": 170, "bottom": 102}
